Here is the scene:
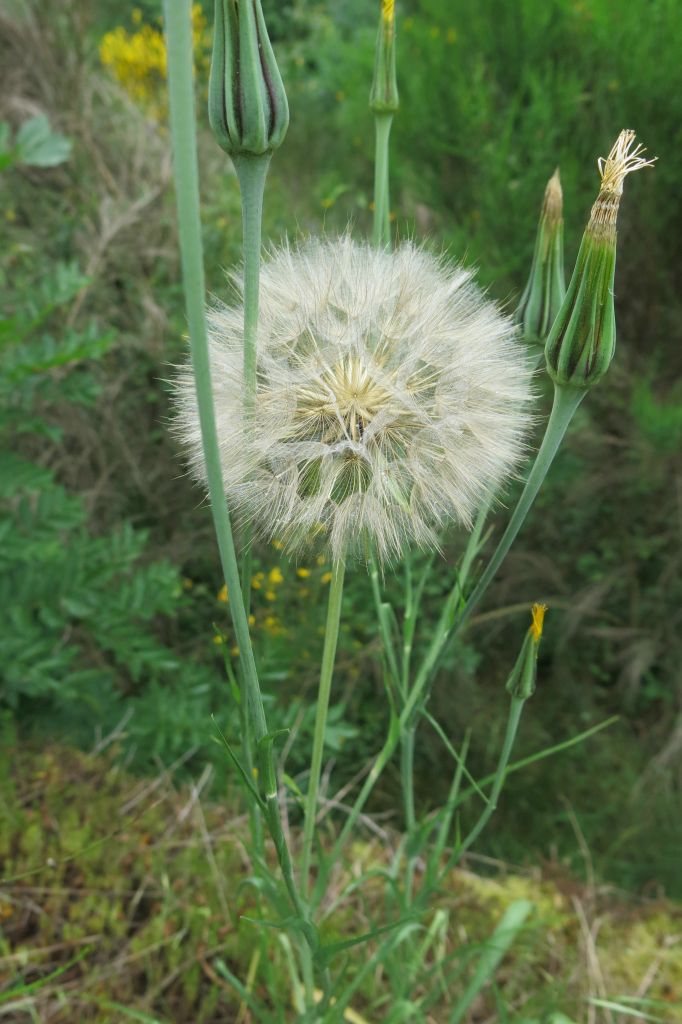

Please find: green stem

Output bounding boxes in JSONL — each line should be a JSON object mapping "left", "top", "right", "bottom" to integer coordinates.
{"left": 400, "top": 725, "right": 416, "bottom": 832}
{"left": 456, "top": 384, "right": 584, "bottom": 632}
{"left": 164, "top": 0, "right": 266, "bottom": 748}
{"left": 232, "top": 153, "right": 270, "bottom": 421}
{"left": 443, "top": 696, "right": 526, "bottom": 870}
{"left": 369, "top": 550, "right": 401, "bottom": 690}
{"left": 372, "top": 113, "right": 393, "bottom": 247}
{"left": 232, "top": 153, "right": 270, "bottom": 609}
{"left": 400, "top": 722, "right": 417, "bottom": 901}
{"left": 406, "top": 384, "right": 584, "bottom": 723}
{"left": 164, "top": 0, "right": 317, "bottom": 964}
{"left": 301, "top": 558, "right": 347, "bottom": 899}
{"left": 321, "top": 387, "right": 584, "bottom": 873}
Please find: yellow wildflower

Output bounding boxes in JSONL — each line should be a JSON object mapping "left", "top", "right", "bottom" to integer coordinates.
{"left": 269, "top": 567, "right": 284, "bottom": 585}
{"left": 265, "top": 590, "right": 277, "bottom": 602}
{"left": 217, "top": 584, "right": 228, "bottom": 602}
{"left": 321, "top": 571, "right": 333, "bottom": 584}
{"left": 99, "top": 5, "right": 207, "bottom": 118}
{"left": 296, "top": 568, "right": 311, "bottom": 578}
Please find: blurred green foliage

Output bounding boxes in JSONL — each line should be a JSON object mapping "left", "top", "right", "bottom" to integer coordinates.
{"left": 0, "top": 0, "right": 680, "bottom": 909}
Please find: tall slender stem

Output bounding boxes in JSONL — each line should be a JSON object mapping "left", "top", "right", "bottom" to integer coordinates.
{"left": 301, "top": 558, "right": 347, "bottom": 898}
{"left": 368, "top": 550, "right": 401, "bottom": 687}
{"left": 164, "top": 1, "right": 317, "bottom": 964}
{"left": 372, "top": 113, "right": 393, "bottom": 247}
{"left": 164, "top": 0, "right": 266, "bottom": 747}
{"left": 232, "top": 153, "right": 270, "bottom": 608}
{"left": 401, "top": 722, "right": 417, "bottom": 901}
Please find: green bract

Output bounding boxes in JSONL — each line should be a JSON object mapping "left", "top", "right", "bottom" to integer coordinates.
{"left": 370, "top": 1, "right": 399, "bottom": 114}
{"left": 517, "top": 169, "right": 566, "bottom": 348}
{"left": 545, "top": 130, "right": 655, "bottom": 390}
{"left": 545, "top": 231, "right": 616, "bottom": 388}
{"left": 505, "top": 604, "right": 546, "bottom": 701}
{"left": 208, "top": 0, "right": 289, "bottom": 157}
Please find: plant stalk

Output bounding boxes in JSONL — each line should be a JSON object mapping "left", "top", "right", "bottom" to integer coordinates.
{"left": 450, "top": 696, "right": 526, "bottom": 864}
{"left": 164, "top": 0, "right": 266, "bottom": 748}
{"left": 323, "top": 387, "right": 584, "bottom": 871}
{"left": 372, "top": 113, "right": 393, "bottom": 247}
{"left": 301, "top": 557, "right": 347, "bottom": 899}
{"left": 164, "top": 0, "right": 317, "bottom": 963}
{"left": 455, "top": 384, "right": 584, "bottom": 631}
{"left": 406, "top": 384, "right": 585, "bottom": 722}
{"left": 232, "top": 153, "right": 270, "bottom": 609}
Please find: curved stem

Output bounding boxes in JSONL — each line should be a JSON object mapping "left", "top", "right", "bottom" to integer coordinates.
{"left": 301, "top": 558, "right": 346, "bottom": 899}
{"left": 405, "top": 384, "right": 585, "bottom": 722}
{"left": 456, "top": 384, "right": 584, "bottom": 632}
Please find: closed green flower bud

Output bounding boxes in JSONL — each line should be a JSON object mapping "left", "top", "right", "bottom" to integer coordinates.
{"left": 545, "top": 131, "right": 655, "bottom": 389}
{"left": 370, "top": 0, "right": 399, "bottom": 114}
{"left": 208, "top": 0, "right": 289, "bottom": 157}
{"left": 517, "top": 169, "right": 566, "bottom": 347}
{"left": 505, "top": 603, "right": 547, "bottom": 701}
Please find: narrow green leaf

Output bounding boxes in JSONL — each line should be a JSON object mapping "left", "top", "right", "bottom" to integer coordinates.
{"left": 449, "top": 900, "right": 533, "bottom": 1024}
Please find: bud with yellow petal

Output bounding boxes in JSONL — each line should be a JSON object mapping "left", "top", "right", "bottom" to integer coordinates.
{"left": 517, "top": 169, "right": 566, "bottom": 347}
{"left": 370, "top": 1, "right": 399, "bottom": 114}
{"left": 545, "top": 131, "right": 655, "bottom": 389}
{"left": 505, "top": 604, "right": 547, "bottom": 701}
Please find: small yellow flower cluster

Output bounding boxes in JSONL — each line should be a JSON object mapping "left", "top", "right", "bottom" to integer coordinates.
{"left": 99, "top": 6, "right": 208, "bottom": 118}
{"left": 212, "top": 552, "right": 335, "bottom": 651}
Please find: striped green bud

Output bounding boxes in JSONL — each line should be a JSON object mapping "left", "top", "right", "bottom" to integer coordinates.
{"left": 370, "top": 0, "right": 399, "bottom": 114}
{"left": 505, "top": 604, "right": 547, "bottom": 701}
{"left": 208, "top": 0, "right": 289, "bottom": 157}
{"left": 517, "top": 169, "right": 566, "bottom": 347}
{"left": 545, "top": 131, "right": 655, "bottom": 390}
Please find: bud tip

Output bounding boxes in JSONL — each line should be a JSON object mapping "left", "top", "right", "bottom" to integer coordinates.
{"left": 543, "top": 168, "right": 563, "bottom": 224}
{"left": 530, "top": 603, "right": 547, "bottom": 643}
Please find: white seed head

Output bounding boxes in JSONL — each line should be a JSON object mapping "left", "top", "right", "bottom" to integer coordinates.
{"left": 174, "top": 237, "right": 534, "bottom": 562}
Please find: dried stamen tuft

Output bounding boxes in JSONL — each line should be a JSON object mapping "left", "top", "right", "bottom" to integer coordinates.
{"left": 597, "top": 129, "right": 657, "bottom": 197}
{"left": 589, "top": 129, "right": 656, "bottom": 237}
